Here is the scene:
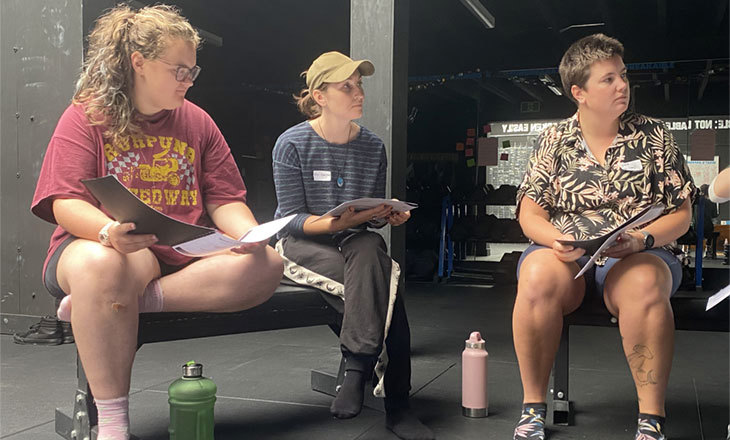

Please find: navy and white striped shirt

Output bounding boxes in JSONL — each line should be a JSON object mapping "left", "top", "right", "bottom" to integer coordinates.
{"left": 273, "top": 120, "right": 387, "bottom": 236}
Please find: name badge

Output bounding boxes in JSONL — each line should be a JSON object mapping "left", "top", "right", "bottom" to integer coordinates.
{"left": 313, "top": 170, "right": 332, "bottom": 181}
{"left": 620, "top": 159, "right": 642, "bottom": 171}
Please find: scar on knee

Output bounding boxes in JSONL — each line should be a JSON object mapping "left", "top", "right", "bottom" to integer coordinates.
{"left": 111, "top": 302, "right": 126, "bottom": 312}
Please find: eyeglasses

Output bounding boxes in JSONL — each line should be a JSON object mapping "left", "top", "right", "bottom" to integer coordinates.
{"left": 156, "top": 58, "right": 201, "bottom": 82}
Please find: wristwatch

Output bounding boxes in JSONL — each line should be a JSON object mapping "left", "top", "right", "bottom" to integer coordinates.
{"left": 639, "top": 230, "right": 654, "bottom": 250}
{"left": 98, "top": 221, "right": 118, "bottom": 247}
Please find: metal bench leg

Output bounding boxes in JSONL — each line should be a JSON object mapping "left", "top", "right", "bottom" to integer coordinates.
{"left": 311, "top": 354, "right": 346, "bottom": 397}
{"left": 552, "top": 324, "right": 572, "bottom": 425}
{"left": 56, "top": 349, "right": 141, "bottom": 440}
{"left": 55, "top": 351, "right": 97, "bottom": 439}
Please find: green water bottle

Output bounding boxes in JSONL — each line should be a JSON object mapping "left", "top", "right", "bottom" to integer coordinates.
{"left": 168, "top": 361, "right": 217, "bottom": 440}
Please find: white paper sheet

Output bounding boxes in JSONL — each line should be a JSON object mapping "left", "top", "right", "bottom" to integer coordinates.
{"left": 706, "top": 285, "right": 730, "bottom": 311}
{"left": 574, "top": 206, "right": 665, "bottom": 279}
{"left": 238, "top": 215, "right": 298, "bottom": 243}
{"left": 318, "top": 198, "right": 418, "bottom": 219}
{"left": 173, "top": 215, "right": 296, "bottom": 257}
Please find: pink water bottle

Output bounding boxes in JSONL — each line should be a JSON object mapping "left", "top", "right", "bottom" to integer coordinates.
{"left": 462, "top": 331, "right": 488, "bottom": 417}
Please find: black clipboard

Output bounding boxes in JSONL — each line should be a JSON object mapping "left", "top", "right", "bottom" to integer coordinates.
{"left": 81, "top": 175, "right": 214, "bottom": 246}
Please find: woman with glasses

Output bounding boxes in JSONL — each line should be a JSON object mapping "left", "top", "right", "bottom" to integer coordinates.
{"left": 271, "top": 52, "right": 434, "bottom": 440}
{"left": 31, "top": 5, "right": 283, "bottom": 439}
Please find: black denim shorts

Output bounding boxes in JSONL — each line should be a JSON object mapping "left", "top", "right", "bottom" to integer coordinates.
{"left": 44, "top": 236, "right": 190, "bottom": 299}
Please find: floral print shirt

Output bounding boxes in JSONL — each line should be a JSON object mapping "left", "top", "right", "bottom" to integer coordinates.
{"left": 516, "top": 111, "right": 695, "bottom": 264}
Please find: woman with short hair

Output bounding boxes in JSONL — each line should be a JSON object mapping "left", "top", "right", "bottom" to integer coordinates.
{"left": 512, "top": 34, "right": 694, "bottom": 440}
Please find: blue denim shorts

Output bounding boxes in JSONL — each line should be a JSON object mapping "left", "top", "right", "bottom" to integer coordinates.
{"left": 516, "top": 244, "right": 682, "bottom": 296}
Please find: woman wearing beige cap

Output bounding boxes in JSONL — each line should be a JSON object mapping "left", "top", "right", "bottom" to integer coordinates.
{"left": 271, "top": 51, "right": 434, "bottom": 440}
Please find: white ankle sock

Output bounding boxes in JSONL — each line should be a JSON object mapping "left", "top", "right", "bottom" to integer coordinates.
{"left": 95, "top": 396, "right": 130, "bottom": 440}
{"left": 55, "top": 279, "right": 163, "bottom": 323}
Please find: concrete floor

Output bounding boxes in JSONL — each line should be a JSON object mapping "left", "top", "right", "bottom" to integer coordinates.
{"left": 1, "top": 282, "right": 728, "bottom": 440}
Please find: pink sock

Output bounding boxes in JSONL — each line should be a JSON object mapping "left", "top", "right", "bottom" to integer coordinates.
{"left": 57, "top": 295, "right": 72, "bottom": 322}
{"left": 95, "top": 396, "right": 130, "bottom": 440}
{"left": 140, "top": 278, "right": 164, "bottom": 313}
{"left": 55, "top": 279, "right": 163, "bottom": 322}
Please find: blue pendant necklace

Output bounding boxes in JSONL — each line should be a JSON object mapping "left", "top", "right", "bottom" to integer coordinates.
{"left": 318, "top": 119, "right": 351, "bottom": 188}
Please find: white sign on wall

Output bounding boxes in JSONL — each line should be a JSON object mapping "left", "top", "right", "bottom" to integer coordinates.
{"left": 685, "top": 156, "right": 719, "bottom": 187}
{"left": 488, "top": 116, "right": 730, "bottom": 137}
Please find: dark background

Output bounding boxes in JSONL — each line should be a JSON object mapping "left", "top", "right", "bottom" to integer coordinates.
{"left": 83, "top": 0, "right": 730, "bottom": 219}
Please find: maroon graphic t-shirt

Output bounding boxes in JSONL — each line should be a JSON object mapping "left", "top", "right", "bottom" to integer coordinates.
{"left": 32, "top": 100, "right": 247, "bottom": 276}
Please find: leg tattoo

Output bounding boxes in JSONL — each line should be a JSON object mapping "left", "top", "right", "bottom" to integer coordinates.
{"left": 627, "top": 345, "right": 658, "bottom": 387}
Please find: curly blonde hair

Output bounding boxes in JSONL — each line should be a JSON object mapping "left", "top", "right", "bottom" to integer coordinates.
{"left": 73, "top": 4, "right": 200, "bottom": 143}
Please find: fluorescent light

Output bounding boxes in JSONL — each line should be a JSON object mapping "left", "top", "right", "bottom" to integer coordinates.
{"left": 547, "top": 85, "right": 563, "bottom": 96}
{"left": 559, "top": 22, "right": 605, "bottom": 33}
{"left": 539, "top": 75, "right": 553, "bottom": 85}
{"left": 459, "top": 0, "right": 496, "bottom": 29}
{"left": 539, "top": 75, "right": 563, "bottom": 96}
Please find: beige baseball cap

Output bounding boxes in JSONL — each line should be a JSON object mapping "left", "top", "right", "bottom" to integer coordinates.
{"left": 305, "top": 51, "right": 375, "bottom": 91}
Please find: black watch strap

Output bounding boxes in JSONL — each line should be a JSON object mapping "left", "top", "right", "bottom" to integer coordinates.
{"left": 640, "top": 230, "right": 654, "bottom": 250}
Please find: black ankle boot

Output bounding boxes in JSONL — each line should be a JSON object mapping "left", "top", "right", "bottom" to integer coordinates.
{"left": 13, "top": 316, "right": 64, "bottom": 345}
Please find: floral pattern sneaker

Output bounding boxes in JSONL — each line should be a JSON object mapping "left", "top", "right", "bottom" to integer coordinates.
{"left": 635, "top": 415, "right": 666, "bottom": 440}
{"left": 513, "top": 405, "right": 546, "bottom": 440}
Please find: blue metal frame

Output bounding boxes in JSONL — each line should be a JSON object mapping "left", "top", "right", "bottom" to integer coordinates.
{"left": 695, "top": 196, "right": 705, "bottom": 290}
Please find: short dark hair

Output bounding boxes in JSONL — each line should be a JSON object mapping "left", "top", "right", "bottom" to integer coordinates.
{"left": 559, "top": 33, "right": 624, "bottom": 105}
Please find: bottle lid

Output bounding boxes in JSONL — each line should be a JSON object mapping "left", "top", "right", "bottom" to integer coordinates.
{"left": 182, "top": 361, "right": 203, "bottom": 378}
{"left": 465, "top": 331, "right": 485, "bottom": 349}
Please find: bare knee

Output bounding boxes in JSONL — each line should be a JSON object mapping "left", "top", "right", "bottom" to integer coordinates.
{"left": 228, "top": 247, "right": 283, "bottom": 308}
{"left": 258, "top": 246, "right": 284, "bottom": 294}
{"left": 59, "top": 241, "right": 155, "bottom": 305}
{"left": 635, "top": 270, "right": 669, "bottom": 307}
{"left": 606, "top": 259, "right": 672, "bottom": 314}
{"left": 62, "top": 244, "right": 129, "bottom": 292}
{"left": 517, "top": 255, "right": 578, "bottom": 308}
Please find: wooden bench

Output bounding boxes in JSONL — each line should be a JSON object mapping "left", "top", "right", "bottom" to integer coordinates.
{"left": 551, "top": 289, "right": 729, "bottom": 425}
{"left": 53, "top": 279, "right": 370, "bottom": 440}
